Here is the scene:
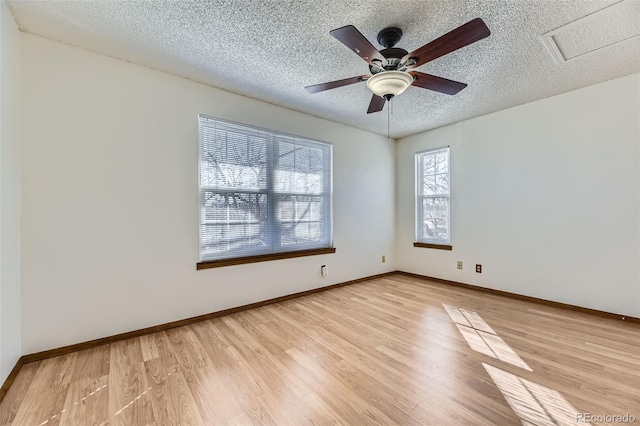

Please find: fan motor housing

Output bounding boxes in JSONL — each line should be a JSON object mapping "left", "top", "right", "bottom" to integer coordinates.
{"left": 370, "top": 47, "right": 409, "bottom": 73}
{"left": 370, "top": 27, "right": 409, "bottom": 73}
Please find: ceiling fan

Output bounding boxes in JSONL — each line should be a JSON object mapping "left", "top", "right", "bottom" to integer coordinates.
{"left": 305, "top": 18, "right": 490, "bottom": 113}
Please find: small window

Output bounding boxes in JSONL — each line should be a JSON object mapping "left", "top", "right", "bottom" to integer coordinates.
{"left": 416, "top": 147, "right": 450, "bottom": 245}
{"left": 198, "top": 115, "right": 333, "bottom": 262}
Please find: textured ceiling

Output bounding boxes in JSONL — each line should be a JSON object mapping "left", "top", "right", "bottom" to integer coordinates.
{"left": 8, "top": 0, "right": 640, "bottom": 138}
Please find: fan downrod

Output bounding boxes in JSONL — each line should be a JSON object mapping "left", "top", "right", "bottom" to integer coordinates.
{"left": 377, "top": 27, "right": 403, "bottom": 48}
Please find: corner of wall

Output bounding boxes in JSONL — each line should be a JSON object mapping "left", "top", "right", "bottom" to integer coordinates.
{"left": 0, "top": 0, "right": 22, "bottom": 384}
{"left": 637, "top": 72, "right": 640, "bottom": 318}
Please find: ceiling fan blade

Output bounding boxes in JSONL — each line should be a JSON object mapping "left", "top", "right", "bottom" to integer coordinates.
{"left": 410, "top": 71, "right": 467, "bottom": 95}
{"left": 367, "top": 94, "right": 386, "bottom": 114}
{"left": 402, "top": 18, "right": 490, "bottom": 68}
{"left": 305, "top": 75, "right": 370, "bottom": 94}
{"left": 330, "top": 25, "right": 388, "bottom": 67}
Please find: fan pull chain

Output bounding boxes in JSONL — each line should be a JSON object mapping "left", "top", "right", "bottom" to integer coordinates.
{"left": 387, "top": 100, "right": 390, "bottom": 139}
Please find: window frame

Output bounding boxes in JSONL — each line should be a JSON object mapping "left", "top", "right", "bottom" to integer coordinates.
{"left": 415, "top": 146, "right": 451, "bottom": 247}
{"left": 197, "top": 115, "right": 334, "bottom": 267}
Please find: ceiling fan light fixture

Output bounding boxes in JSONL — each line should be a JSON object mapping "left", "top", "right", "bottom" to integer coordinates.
{"left": 366, "top": 71, "right": 413, "bottom": 98}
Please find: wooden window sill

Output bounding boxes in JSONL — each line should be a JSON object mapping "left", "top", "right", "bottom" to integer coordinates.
{"left": 413, "top": 242, "right": 452, "bottom": 251}
{"left": 197, "top": 247, "right": 336, "bottom": 270}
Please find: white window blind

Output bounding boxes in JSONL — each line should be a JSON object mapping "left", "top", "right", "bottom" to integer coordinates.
{"left": 199, "top": 115, "right": 332, "bottom": 261}
{"left": 416, "top": 147, "right": 450, "bottom": 244}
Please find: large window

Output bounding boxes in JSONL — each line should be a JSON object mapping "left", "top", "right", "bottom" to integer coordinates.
{"left": 198, "top": 115, "right": 332, "bottom": 263}
{"left": 416, "top": 147, "right": 450, "bottom": 245}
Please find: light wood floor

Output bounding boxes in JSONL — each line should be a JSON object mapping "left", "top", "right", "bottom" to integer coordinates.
{"left": 1, "top": 274, "right": 639, "bottom": 425}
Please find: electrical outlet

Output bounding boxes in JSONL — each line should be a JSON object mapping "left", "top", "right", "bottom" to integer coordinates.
{"left": 382, "top": 255, "right": 386, "bottom": 263}
{"left": 321, "top": 265, "right": 327, "bottom": 277}
{"left": 457, "top": 261, "right": 463, "bottom": 270}
{"left": 476, "top": 264, "right": 482, "bottom": 273}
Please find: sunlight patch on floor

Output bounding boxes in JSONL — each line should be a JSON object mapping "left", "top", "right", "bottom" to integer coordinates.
{"left": 483, "top": 363, "right": 587, "bottom": 426}
{"left": 444, "top": 304, "right": 531, "bottom": 371}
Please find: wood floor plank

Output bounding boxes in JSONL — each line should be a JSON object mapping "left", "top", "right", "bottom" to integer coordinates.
{"left": 108, "top": 342, "right": 154, "bottom": 426}
{"left": 217, "top": 316, "right": 287, "bottom": 390}
{"left": 143, "top": 363, "right": 203, "bottom": 426}
{"left": 256, "top": 383, "right": 328, "bottom": 426}
{"left": 139, "top": 334, "right": 161, "bottom": 362}
{"left": 2, "top": 274, "right": 639, "bottom": 425}
{"left": 0, "top": 361, "right": 41, "bottom": 426}
{"left": 286, "top": 346, "right": 398, "bottom": 425}
{"left": 163, "top": 327, "right": 209, "bottom": 372}
{"left": 71, "top": 346, "right": 110, "bottom": 382}
{"left": 192, "top": 320, "right": 279, "bottom": 424}
{"left": 36, "top": 353, "right": 78, "bottom": 389}
{"left": 180, "top": 363, "right": 245, "bottom": 424}
{"left": 10, "top": 355, "right": 76, "bottom": 426}
{"left": 59, "top": 375, "right": 109, "bottom": 426}
{"left": 144, "top": 331, "right": 182, "bottom": 369}
{"left": 10, "top": 382, "right": 68, "bottom": 426}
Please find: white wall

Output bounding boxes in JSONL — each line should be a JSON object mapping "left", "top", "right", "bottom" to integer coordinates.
{"left": 0, "top": 0, "right": 22, "bottom": 384}
{"left": 396, "top": 73, "right": 640, "bottom": 317}
{"left": 20, "top": 34, "right": 396, "bottom": 354}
